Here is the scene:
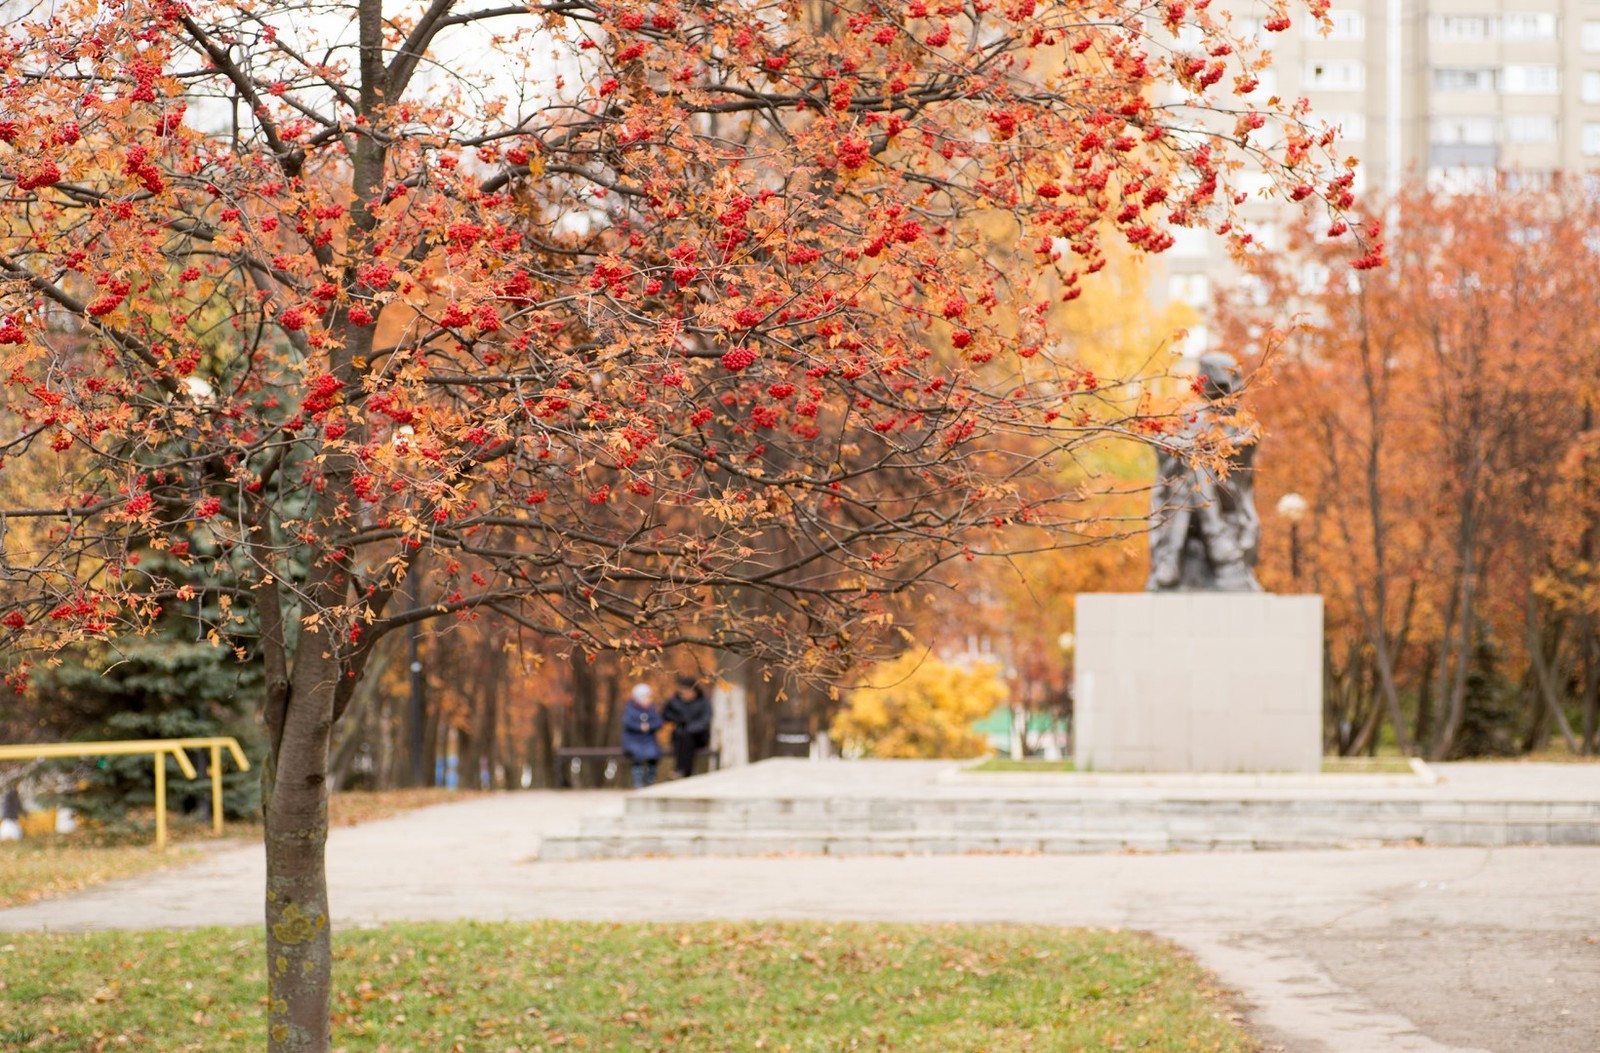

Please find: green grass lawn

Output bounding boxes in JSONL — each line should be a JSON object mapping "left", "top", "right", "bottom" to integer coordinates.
{"left": 0, "top": 921, "right": 1256, "bottom": 1052}
{"left": 0, "top": 838, "right": 192, "bottom": 910}
{"left": 969, "top": 758, "right": 1081, "bottom": 773}
{"left": 969, "top": 756, "right": 1417, "bottom": 775}
{"left": 1319, "top": 756, "right": 1418, "bottom": 775}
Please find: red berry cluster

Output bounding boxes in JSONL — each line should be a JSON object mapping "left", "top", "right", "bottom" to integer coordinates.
{"left": 721, "top": 346, "right": 758, "bottom": 371}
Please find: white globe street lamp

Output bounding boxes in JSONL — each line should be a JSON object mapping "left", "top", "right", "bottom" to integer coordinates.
{"left": 1275, "top": 493, "right": 1309, "bottom": 583}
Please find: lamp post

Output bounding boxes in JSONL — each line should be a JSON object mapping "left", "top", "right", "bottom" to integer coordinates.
{"left": 1275, "top": 493, "right": 1309, "bottom": 587}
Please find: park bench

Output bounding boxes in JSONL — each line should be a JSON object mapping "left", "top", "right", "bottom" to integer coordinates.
{"left": 554, "top": 747, "right": 626, "bottom": 788}
{"left": 554, "top": 746, "right": 720, "bottom": 788}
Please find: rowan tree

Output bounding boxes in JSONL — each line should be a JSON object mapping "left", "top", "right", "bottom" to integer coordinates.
{"left": 0, "top": 0, "right": 1354, "bottom": 1047}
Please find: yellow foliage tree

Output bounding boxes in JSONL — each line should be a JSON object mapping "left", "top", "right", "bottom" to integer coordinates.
{"left": 831, "top": 652, "right": 1008, "bottom": 759}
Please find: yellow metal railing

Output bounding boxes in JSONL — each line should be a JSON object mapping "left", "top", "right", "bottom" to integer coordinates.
{"left": 0, "top": 737, "right": 251, "bottom": 848}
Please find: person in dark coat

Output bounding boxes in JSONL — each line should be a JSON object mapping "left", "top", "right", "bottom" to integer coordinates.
{"left": 1, "top": 785, "right": 22, "bottom": 841}
{"left": 620, "top": 683, "right": 663, "bottom": 789}
{"left": 662, "top": 674, "right": 713, "bottom": 779}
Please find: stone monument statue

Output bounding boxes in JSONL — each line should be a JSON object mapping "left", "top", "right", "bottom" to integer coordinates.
{"left": 1145, "top": 351, "right": 1261, "bottom": 592}
{"left": 1076, "top": 352, "right": 1320, "bottom": 773}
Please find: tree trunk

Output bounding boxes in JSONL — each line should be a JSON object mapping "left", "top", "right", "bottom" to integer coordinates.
{"left": 569, "top": 651, "right": 601, "bottom": 748}
{"left": 474, "top": 645, "right": 502, "bottom": 790}
{"left": 497, "top": 673, "right": 519, "bottom": 789}
{"left": 738, "top": 659, "right": 775, "bottom": 761}
{"left": 1348, "top": 658, "right": 1386, "bottom": 756}
{"left": 264, "top": 653, "right": 337, "bottom": 1053}
{"left": 1346, "top": 308, "right": 1412, "bottom": 755}
{"left": 1580, "top": 408, "right": 1599, "bottom": 755}
{"left": 1524, "top": 597, "right": 1579, "bottom": 754}
{"left": 1368, "top": 626, "right": 1412, "bottom": 756}
{"left": 1413, "top": 643, "right": 1435, "bottom": 749}
{"left": 1520, "top": 666, "right": 1551, "bottom": 754}
{"left": 1583, "top": 622, "right": 1600, "bottom": 754}
{"left": 599, "top": 664, "right": 624, "bottom": 754}
{"left": 371, "top": 678, "right": 394, "bottom": 790}
{"left": 1432, "top": 607, "right": 1475, "bottom": 761}
{"left": 422, "top": 694, "right": 441, "bottom": 787}
{"left": 1324, "top": 646, "right": 1350, "bottom": 754}
{"left": 327, "top": 642, "right": 392, "bottom": 790}
{"left": 458, "top": 693, "right": 481, "bottom": 791}
{"left": 1431, "top": 536, "right": 1478, "bottom": 760}
{"left": 532, "top": 701, "right": 555, "bottom": 788}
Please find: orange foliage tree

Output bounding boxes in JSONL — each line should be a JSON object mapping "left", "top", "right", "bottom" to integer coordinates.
{"left": 0, "top": 0, "right": 1354, "bottom": 1047}
{"left": 1231, "top": 185, "right": 1600, "bottom": 760}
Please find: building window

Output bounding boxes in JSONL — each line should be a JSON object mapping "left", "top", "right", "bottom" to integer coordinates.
{"left": 1502, "top": 14, "right": 1557, "bottom": 41}
{"left": 1434, "top": 16, "right": 1495, "bottom": 42}
{"left": 1501, "top": 66, "right": 1559, "bottom": 95}
{"left": 1431, "top": 116, "right": 1496, "bottom": 145}
{"left": 1583, "top": 21, "right": 1600, "bottom": 52}
{"left": 1237, "top": 275, "right": 1270, "bottom": 308}
{"left": 1506, "top": 223, "right": 1547, "bottom": 245}
{"left": 1167, "top": 226, "right": 1210, "bottom": 259}
{"left": 1171, "top": 24, "right": 1204, "bottom": 49}
{"left": 1433, "top": 67, "right": 1496, "bottom": 92}
{"left": 1584, "top": 71, "right": 1600, "bottom": 104}
{"left": 1304, "top": 61, "right": 1365, "bottom": 91}
{"left": 1305, "top": 12, "right": 1364, "bottom": 40}
{"left": 1167, "top": 273, "right": 1211, "bottom": 306}
{"left": 1505, "top": 116, "right": 1557, "bottom": 144}
{"left": 1251, "top": 222, "right": 1286, "bottom": 253}
{"left": 1503, "top": 170, "right": 1554, "bottom": 192}
{"left": 1584, "top": 123, "right": 1600, "bottom": 156}
{"left": 1238, "top": 171, "right": 1275, "bottom": 197}
{"left": 1297, "top": 262, "right": 1332, "bottom": 294}
{"left": 1318, "top": 112, "right": 1367, "bottom": 140}
{"left": 1427, "top": 166, "right": 1496, "bottom": 192}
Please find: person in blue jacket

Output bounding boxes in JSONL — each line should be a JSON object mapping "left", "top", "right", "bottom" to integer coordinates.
{"left": 620, "top": 683, "right": 664, "bottom": 789}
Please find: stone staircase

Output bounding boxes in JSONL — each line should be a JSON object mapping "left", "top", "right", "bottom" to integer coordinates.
{"left": 536, "top": 758, "right": 1600, "bottom": 861}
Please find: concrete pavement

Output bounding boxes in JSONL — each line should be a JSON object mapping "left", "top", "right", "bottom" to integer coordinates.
{"left": 2, "top": 787, "right": 1597, "bottom": 1052}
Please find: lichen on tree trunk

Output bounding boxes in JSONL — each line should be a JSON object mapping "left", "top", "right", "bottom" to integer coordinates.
{"left": 262, "top": 648, "right": 338, "bottom": 1053}
{"left": 264, "top": 789, "right": 332, "bottom": 1052}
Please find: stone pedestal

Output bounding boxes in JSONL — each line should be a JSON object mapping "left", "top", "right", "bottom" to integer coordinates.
{"left": 1073, "top": 593, "right": 1323, "bottom": 773}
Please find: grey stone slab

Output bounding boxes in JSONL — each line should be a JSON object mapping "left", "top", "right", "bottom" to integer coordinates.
{"left": 1074, "top": 593, "right": 1322, "bottom": 773}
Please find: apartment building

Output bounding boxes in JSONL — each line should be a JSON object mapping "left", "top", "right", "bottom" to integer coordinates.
{"left": 1159, "top": 1, "right": 1600, "bottom": 345}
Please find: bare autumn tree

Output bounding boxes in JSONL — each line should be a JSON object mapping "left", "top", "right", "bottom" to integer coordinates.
{"left": 0, "top": 0, "right": 1355, "bottom": 1048}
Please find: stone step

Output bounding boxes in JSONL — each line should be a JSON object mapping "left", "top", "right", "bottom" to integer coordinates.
{"left": 538, "top": 816, "right": 1600, "bottom": 861}
{"left": 614, "top": 795, "right": 1600, "bottom": 826}
{"left": 538, "top": 828, "right": 1328, "bottom": 861}
{"left": 536, "top": 759, "right": 1600, "bottom": 861}
{"left": 574, "top": 813, "right": 1600, "bottom": 840}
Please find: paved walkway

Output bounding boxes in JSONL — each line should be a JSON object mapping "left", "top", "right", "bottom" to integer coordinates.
{"left": 3, "top": 785, "right": 1597, "bottom": 1053}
